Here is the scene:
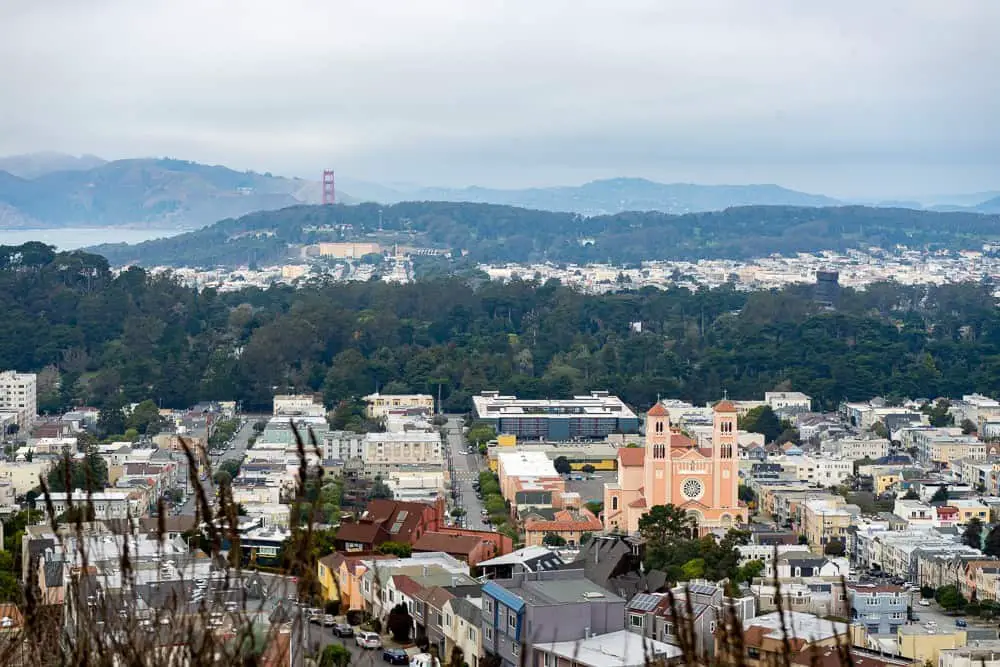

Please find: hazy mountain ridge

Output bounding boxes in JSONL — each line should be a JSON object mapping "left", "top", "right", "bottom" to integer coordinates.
{"left": 0, "top": 151, "right": 107, "bottom": 179}
{"left": 0, "top": 156, "right": 330, "bottom": 229}
{"left": 343, "top": 176, "right": 843, "bottom": 214}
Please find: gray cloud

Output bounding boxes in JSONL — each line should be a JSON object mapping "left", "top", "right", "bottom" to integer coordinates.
{"left": 0, "top": 0, "right": 997, "bottom": 198}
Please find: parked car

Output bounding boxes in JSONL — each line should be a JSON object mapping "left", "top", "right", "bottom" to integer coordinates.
{"left": 918, "top": 599, "right": 931, "bottom": 606}
{"left": 356, "top": 631, "right": 382, "bottom": 649}
{"left": 333, "top": 623, "right": 355, "bottom": 637}
{"left": 956, "top": 619, "right": 968, "bottom": 627}
{"left": 321, "top": 614, "right": 337, "bottom": 627}
{"left": 383, "top": 649, "right": 409, "bottom": 665}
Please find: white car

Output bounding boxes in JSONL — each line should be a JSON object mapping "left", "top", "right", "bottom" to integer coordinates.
{"left": 918, "top": 599, "right": 931, "bottom": 606}
{"left": 355, "top": 631, "right": 382, "bottom": 649}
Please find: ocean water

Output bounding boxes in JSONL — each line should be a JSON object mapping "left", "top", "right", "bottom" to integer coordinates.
{"left": 0, "top": 227, "right": 187, "bottom": 250}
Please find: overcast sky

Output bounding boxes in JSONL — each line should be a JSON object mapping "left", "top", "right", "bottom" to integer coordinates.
{"left": 1, "top": 0, "right": 997, "bottom": 198}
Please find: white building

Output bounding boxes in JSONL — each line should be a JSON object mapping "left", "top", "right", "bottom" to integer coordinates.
{"left": 765, "top": 392, "right": 812, "bottom": 413}
{"left": 770, "top": 455, "right": 853, "bottom": 486}
{"left": 272, "top": 394, "right": 325, "bottom": 418}
{"left": 361, "top": 431, "right": 443, "bottom": 477}
{"left": 0, "top": 371, "right": 36, "bottom": 430}
{"left": 44, "top": 490, "right": 133, "bottom": 520}
{"left": 364, "top": 393, "right": 435, "bottom": 419}
{"left": 822, "top": 437, "right": 890, "bottom": 461}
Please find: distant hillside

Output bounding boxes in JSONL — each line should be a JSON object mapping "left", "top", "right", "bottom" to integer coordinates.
{"left": 343, "top": 176, "right": 841, "bottom": 214}
{"left": 0, "top": 151, "right": 107, "bottom": 179}
{"left": 0, "top": 157, "right": 344, "bottom": 229}
{"left": 87, "top": 200, "right": 1000, "bottom": 269}
{"left": 976, "top": 196, "right": 1000, "bottom": 214}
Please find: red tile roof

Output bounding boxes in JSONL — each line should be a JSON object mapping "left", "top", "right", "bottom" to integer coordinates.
{"left": 647, "top": 403, "right": 669, "bottom": 417}
{"left": 523, "top": 508, "right": 603, "bottom": 533}
{"left": 714, "top": 400, "right": 737, "bottom": 413}
{"left": 628, "top": 498, "right": 647, "bottom": 508}
{"left": 619, "top": 447, "right": 645, "bottom": 467}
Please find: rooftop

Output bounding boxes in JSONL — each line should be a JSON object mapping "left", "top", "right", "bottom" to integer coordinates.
{"left": 538, "top": 630, "right": 682, "bottom": 667}
{"left": 472, "top": 391, "right": 637, "bottom": 419}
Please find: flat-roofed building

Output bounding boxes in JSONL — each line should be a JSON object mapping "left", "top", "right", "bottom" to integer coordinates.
{"left": 364, "top": 393, "right": 435, "bottom": 419}
{"left": 0, "top": 371, "right": 36, "bottom": 430}
{"left": 472, "top": 390, "right": 638, "bottom": 441}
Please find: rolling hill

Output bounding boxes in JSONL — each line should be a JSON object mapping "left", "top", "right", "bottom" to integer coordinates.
{"left": 87, "top": 200, "right": 1000, "bottom": 269}
{"left": 0, "top": 157, "right": 333, "bottom": 229}
{"left": 339, "top": 176, "right": 842, "bottom": 215}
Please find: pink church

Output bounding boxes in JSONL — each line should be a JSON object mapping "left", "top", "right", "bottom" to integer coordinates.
{"left": 603, "top": 400, "right": 748, "bottom": 534}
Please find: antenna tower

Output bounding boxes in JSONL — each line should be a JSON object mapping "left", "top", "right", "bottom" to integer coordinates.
{"left": 322, "top": 169, "right": 336, "bottom": 205}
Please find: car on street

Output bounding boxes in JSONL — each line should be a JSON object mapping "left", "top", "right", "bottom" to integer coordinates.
{"left": 333, "top": 623, "right": 355, "bottom": 637}
{"left": 956, "top": 619, "right": 968, "bottom": 627}
{"left": 918, "top": 599, "right": 930, "bottom": 606}
{"left": 356, "top": 631, "right": 382, "bottom": 649}
{"left": 320, "top": 614, "right": 337, "bottom": 627}
{"left": 383, "top": 648, "right": 408, "bottom": 664}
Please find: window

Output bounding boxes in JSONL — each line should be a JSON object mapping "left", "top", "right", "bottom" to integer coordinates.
{"left": 709, "top": 621, "right": 717, "bottom": 633}
{"left": 508, "top": 611, "right": 517, "bottom": 631}
{"left": 484, "top": 627, "right": 493, "bottom": 642}
{"left": 543, "top": 654, "right": 552, "bottom": 667}
{"left": 512, "top": 644, "right": 520, "bottom": 657}
{"left": 445, "top": 614, "right": 452, "bottom": 627}
{"left": 612, "top": 497, "right": 619, "bottom": 511}
{"left": 629, "top": 614, "right": 643, "bottom": 628}
{"left": 468, "top": 627, "right": 476, "bottom": 641}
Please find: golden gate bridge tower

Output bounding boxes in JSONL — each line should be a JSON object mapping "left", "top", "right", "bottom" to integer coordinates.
{"left": 322, "top": 169, "right": 336, "bottom": 205}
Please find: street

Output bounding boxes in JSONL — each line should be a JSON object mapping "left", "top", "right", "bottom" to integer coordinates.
{"left": 444, "top": 417, "right": 488, "bottom": 530}
{"left": 178, "top": 417, "right": 256, "bottom": 516}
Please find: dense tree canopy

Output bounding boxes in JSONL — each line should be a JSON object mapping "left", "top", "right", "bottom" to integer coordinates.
{"left": 5, "top": 243, "right": 1000, "bottom": 417}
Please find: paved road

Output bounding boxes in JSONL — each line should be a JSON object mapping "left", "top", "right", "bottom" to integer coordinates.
{"left": 444, "top": 417, "right": 488, "bottom": 531}
{"left": 178, "top": 417, "right": 255, "bottom": 517}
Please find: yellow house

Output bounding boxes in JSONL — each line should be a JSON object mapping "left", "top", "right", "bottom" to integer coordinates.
{"left": 896, "top": 626, "right": 966, "bottom": 664}
{"left": 318, "top": 553, "right": 340, "bottom": 602}
{"left": 952, "top": 500, "right": 990, "bottom": 525}
{"left": 875, "top": 473, "right": 900, "bottom": 495}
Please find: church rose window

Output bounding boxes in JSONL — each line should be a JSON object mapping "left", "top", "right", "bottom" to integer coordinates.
{"left": 682, "top": 478, "right": 703, "bottom": 499}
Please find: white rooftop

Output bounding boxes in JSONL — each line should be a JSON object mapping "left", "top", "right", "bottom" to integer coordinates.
{"left": 477, "top": 546, "right": 557, "bottom": 567}
{"left": 539, "top": 630, "right": 682, "bottom": 667}
{"left": 743, "top": 611, "right": 848, "bottom": 642}
{"left": 498, "top": 451, "right": 559, "bottom": 478}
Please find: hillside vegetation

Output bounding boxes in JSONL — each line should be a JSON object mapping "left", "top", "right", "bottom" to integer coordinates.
{"left": 89, "top": 201, "right": 1000, "bottom": 268}
{"left": 3, "top": 242, "right": 1000, "bottom": 416}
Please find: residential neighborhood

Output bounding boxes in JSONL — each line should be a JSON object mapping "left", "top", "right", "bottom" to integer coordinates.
{"left": 8, "top": 375, "right": 1000, "bottom": 667}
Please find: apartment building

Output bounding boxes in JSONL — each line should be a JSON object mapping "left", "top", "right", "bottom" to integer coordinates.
{"left": 847, "top": 584, "right": 908, "bottom": 636}
{"left": 801, "top": 497, "right": 859, "bottom": 552}
{"left": 771, "top": 455, "right": 853, "bottom": 486}
{"left": 361, "top": 431, "right": 444, "bottom": 477}
{"left": 43, "top": 490, "right": 133, "bottom": 521}
{"left": 364, "top": 393, "right": 435, "bottom": 419}
{"left": 897, "top": 427, "right": 984, "bottom": 466}
{"left": 822, "top": 437, "right": 891, "bottom": 461}
{"left": 0, "top": 371, "right": 36, "bottom": 430}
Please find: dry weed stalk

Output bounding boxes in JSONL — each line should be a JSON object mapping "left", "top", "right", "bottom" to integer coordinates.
{"left": 0, "top": 424, "right": 332, "bottom": 666}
